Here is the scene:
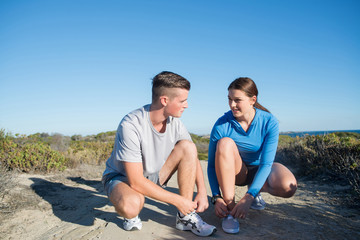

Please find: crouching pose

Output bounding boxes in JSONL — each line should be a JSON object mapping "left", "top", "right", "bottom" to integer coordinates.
{"left": 207, "top": 77, "right": 297, "bottom": 234}
{"left": 102, "top": 71, "right": 216, "bottom": 237}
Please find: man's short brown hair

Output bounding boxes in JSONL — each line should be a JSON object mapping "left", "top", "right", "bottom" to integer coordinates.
{"left": 152, "top": 71, "right": 190, "bottom": 103}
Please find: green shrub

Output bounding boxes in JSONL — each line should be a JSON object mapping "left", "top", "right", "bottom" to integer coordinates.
{"left": 65, "top": 140, "right": 114, "bottom": 167}
{"left": 198, "top": 152, "right": 208, "bottom": 161}
{"left": 95, "top": 131, "right": 116, "bottom": 142}
{"left": 0, "top": 130, "right": 68, "bottom": 172}
{"left": 276, "top": 133, "right": 360, "bottom": 200}
{"left": 191, "top": 134, "right": 210, "bottom": 160}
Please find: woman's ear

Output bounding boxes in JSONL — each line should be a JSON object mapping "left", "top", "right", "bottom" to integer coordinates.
{"left": 251, "top": 95, "right": 257, "bottom": 105}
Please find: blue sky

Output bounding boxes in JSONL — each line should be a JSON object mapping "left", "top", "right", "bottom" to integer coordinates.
{"left": 1, "top": 0, "right": 359, "bottom": 136}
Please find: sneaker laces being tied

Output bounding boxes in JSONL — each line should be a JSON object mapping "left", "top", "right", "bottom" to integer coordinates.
{"left": 124, "top": 216, "right": 140, "bottom": 225}
{"left": 189, "top": 212, "right": 206, "bottom": 229}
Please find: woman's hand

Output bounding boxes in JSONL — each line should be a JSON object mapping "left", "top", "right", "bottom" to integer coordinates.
{"left": 214, "top": 198, "right": 229, "bottom": 218}
{"left": 230, "top": 193, "right": 254, "bottom": 219}
{"left": 194, "top": 191, "right": 209, "bottom": 213}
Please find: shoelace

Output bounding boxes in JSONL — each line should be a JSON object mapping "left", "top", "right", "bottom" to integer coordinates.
{"left": 256, "top": 195, "right": 265, "bottom": 205}
{"left": 227, "top": 215, "right": 235, "bottom": 221}
{"left": 125, "top": 217, "right": 138, "bottom": 224}
{"left": 189, "top": 212, "right": 206, "bottom": 227}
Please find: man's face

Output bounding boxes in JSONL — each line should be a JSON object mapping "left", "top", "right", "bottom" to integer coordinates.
{"left": 164, "top": 88, "right": 189, "bottom": 118}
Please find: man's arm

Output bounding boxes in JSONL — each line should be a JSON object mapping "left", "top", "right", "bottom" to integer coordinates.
{"left": 124, "top": 161, "right": 197, "bottom": 216}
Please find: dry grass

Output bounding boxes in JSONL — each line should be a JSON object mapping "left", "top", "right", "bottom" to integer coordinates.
{"left": 0, "top": 164, "right": 19, "bottom": 223}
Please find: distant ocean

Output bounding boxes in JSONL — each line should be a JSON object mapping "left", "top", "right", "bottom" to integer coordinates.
{"left": 280, "top": 129, "right": 360, "bottom": 137}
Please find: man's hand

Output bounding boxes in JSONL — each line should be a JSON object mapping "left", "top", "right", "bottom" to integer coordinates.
{"left": 193, "top": 192, "right": 209, "bottom": 213}
{"left": 175, "top": 196, "right": 198, "bottom": 216}
{"left": 230, "top": 193, "right": 254, "bottom": 219}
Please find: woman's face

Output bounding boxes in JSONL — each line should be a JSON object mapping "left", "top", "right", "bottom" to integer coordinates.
{"left": 228, "top": 89, "right": 256, "bottom": 120}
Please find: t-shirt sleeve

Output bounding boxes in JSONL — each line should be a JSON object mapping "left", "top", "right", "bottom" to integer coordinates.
{"left": 177, "top": 119, "right": 192, "bottom": 142}
{"left": 114, "top": 121, "right": 142, "bottom": 163}
{"left": 247, "top": 117, "right": 279, "bottom": 197}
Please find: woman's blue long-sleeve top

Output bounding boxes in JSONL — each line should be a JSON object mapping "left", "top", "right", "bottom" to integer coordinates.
{"left": 207, "top": 108, "right": 279, "bottom": 198}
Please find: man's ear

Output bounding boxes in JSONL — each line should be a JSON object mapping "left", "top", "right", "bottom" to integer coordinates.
{"left": 160, "top": 96, "right": 168, "bottom": 106}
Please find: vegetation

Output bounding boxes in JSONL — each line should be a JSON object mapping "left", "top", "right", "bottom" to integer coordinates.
{"left": 66, "top": 140, "right": 114, "bottom": 168}
{"left": 0, "top": 130, "right": 211, "bottom": 172}
{"left": 190, "top": 133, "right": 210, "bottom": 160}
{"left": 0, "top": 130, "right": 68, "bottom": 172}
{"left": 276, "top": 132, "right": 360, "bottom": 202}
{"left": 1, "top": 128, "right": 359, "bottom": 201}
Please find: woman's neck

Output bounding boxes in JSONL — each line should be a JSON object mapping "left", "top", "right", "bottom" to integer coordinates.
{"left": 236, "top": 108, "right": 256, "bottom": 132}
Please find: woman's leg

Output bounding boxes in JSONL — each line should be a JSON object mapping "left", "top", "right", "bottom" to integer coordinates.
{"left": 262, "top": 162, "right": 297, "bottom": 198}
{"left": 215, "top": 137, "right": 248, "bottom": 211}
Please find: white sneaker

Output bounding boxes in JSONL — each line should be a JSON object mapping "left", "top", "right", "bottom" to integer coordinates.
{"left": 176, "top": 212, "right": 216, "bottom": 237}
{"left": 250, "top": 193, "right": 266, "bottom": 210}
{"left": 123, "top": 215, "right": 142, "bottom": 231}
{"left": 222, "top": 215, "right": 239, "bottom": 234}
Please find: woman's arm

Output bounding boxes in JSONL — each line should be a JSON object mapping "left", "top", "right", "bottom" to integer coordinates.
{"left": 247, "top": 119, "right": 279, "bottom": 197}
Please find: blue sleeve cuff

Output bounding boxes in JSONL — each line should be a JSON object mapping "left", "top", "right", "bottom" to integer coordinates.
{"left": 246, "top": 190, "right": 257, "bottom": 198}
{"left": 212, "top": 191, "right": 220, "bottom": 197}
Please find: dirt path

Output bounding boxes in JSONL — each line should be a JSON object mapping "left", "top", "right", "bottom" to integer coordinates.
{"left": 1, "top": 161, "right": 359, "bottom": 240}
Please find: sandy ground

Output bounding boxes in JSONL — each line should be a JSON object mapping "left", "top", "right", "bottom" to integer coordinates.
{"left": 1, "top": 161, "right": 359, "bottom": 240}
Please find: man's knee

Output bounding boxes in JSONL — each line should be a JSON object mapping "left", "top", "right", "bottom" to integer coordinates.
{"left": 111, "top": 189, "right": 145, "bottom": 218}
{"left": 176, "top": 139, "right": 197, "bottom": 156}
{"left": 175, "top": 140, "right": 198, "bottom": 172}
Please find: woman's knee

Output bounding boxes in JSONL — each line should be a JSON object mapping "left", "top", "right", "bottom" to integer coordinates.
{"left": 215, "top": 138, "right": 240, "bottom": 167}
{"left": 216, "top": 137, "right": 236, "bottom": 153}
{"left": 284, "top": 178, "right": 297, "bottom": 198}
{"left": 269, "top": 163, "right": 297, "bottom": 198}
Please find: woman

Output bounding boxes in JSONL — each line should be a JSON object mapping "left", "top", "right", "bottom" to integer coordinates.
{"left": 207, "top": 77, "right": 297, "bottom": 234}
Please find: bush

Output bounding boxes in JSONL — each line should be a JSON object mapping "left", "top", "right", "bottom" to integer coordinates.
{"left": 65, "top": 140, "right": 114, "bottom": 167}
{"left": 191, "top": 134, "right": 210, "bottom": 160}
{"left": 276, "top": 133, "right": 360, "bottom": 200}
{"left": 4, "top": 127, "right": 359, "bottom": 204}
{"left": 0, "top": 130, "right": 68, "bottom": 172}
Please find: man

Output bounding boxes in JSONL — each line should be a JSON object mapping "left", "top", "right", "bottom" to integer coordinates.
{"left": 102, "top": 71, "right": 216, "bottom": 237}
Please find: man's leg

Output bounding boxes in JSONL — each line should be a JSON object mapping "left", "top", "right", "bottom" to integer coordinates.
{"left": 159, "top": 140, "right": 197, "bottom": 200}
{"left": 109, "top": 182, "right": 145, "bottom": 219}
{"left": 215, "top": 137, "right": 247, "bottom": 211}
{"left": 160, "top": 140, "right": 217, "bottom": 237}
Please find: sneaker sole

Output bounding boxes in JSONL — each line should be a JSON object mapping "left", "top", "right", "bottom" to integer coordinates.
{"left": 124, "top": 222, "right": 142, "bottom": 231}
{"left": 223, "top": 227, "right": 239, "bottom": 234}
{"left": 124, "top": 225, "right": 142, "bottom": 231}
{"left": 176, "top": 223, "right": 217, "bottom": 237}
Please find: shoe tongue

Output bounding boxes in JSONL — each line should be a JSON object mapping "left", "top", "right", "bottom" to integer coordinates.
{"left": 192, "top": 213, "right": 203, "bottom": 224}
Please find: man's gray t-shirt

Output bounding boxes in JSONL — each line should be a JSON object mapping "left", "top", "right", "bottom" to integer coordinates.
{"left": 103, "top": 104, "right": 192, "bottom": 180}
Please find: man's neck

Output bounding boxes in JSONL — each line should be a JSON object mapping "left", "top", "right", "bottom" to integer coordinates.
{"left": 149, "top": 103, "right": 167, "bottom": 133}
